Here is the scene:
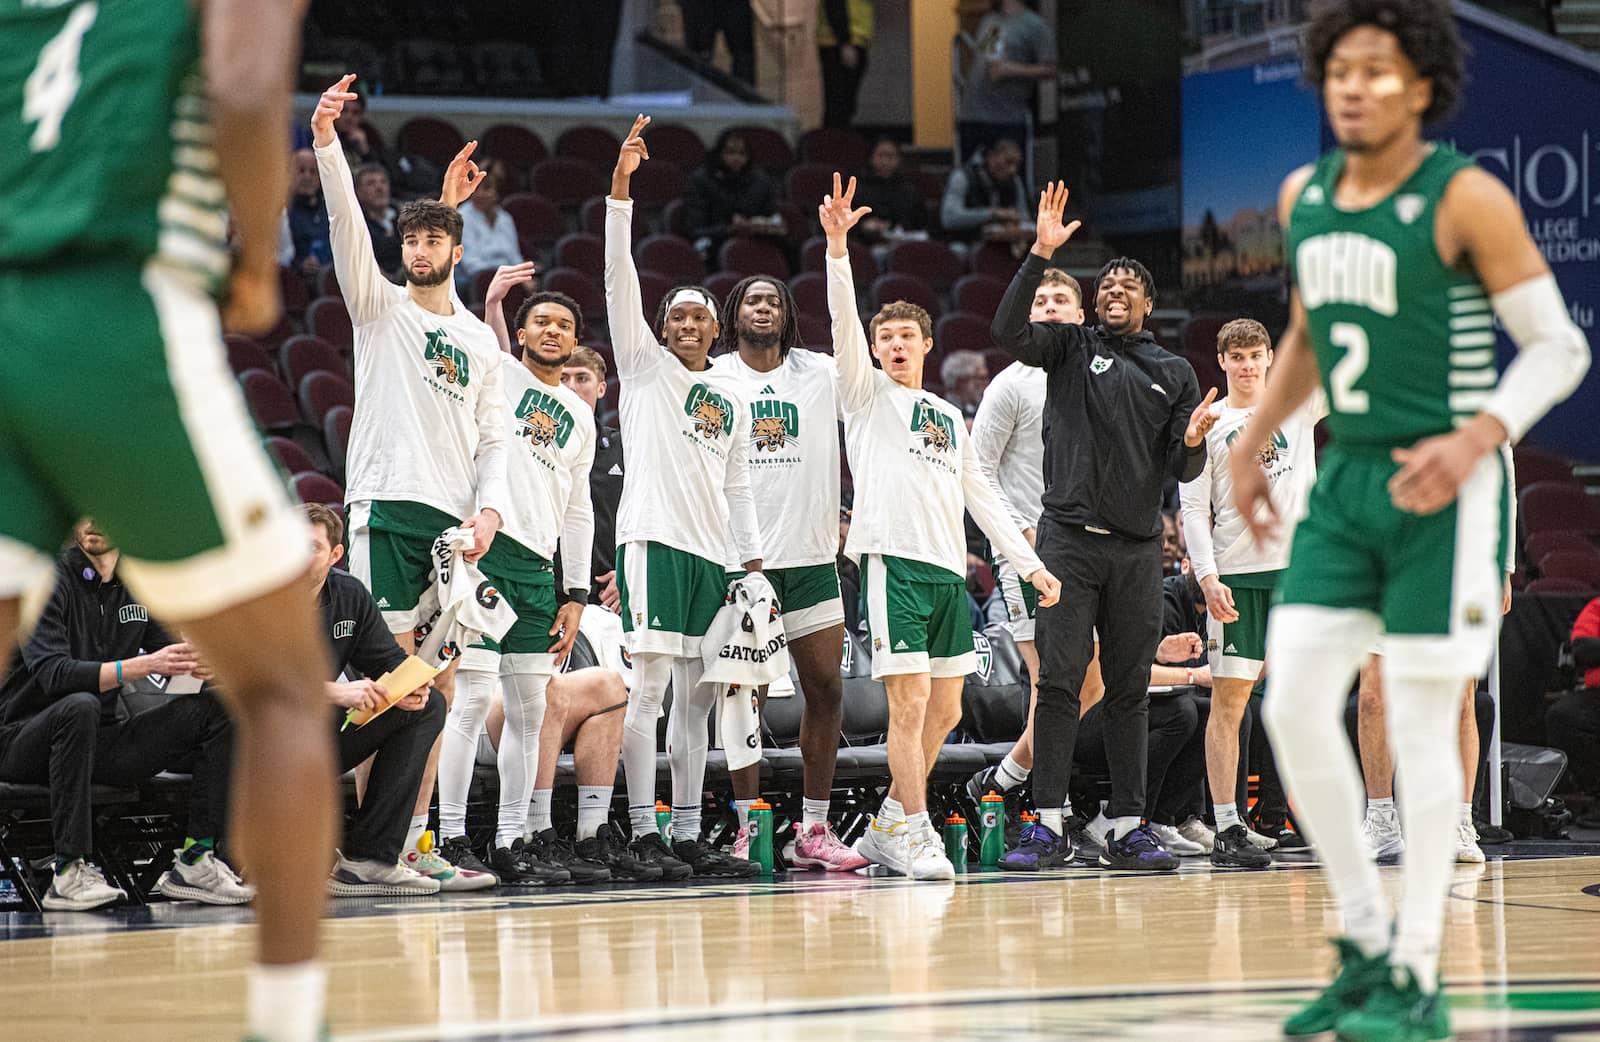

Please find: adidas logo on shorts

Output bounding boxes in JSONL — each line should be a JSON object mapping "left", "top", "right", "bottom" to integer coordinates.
{"left": 376, "top": 597, "right": 390, "bottom": 608}
{"left": 1224, "top": 643, "right": 1237, "bottom": 654}
{"left": 894, "top": 639, "right": 909, "bottom": 651}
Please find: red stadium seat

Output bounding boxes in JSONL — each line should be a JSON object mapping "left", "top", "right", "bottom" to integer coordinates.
{"left": 628, "top": 159, "right": 686, "bottom": 209}
{"left": 704, "top": 271, "right": 744, "bottom": 304}
{"left": 1183, "top": 315, "right": 1231, "bottom": 358}
{"left": 581, "top": 195, "right": 648, "bottom": 238}
{"left": 306, "top": 297, "right": 354, "bottom": 351}
{"left": 529, "top": 157, "right": 607, "bottom": 208}
{"left": 1538, "top": 549, "right": 1600, "bottom": 587}
{"left": 541, "top": 268, "right": 605, "bottom": 327}
{"left": 1525, "top": 576, "right": 1596, "bottom": 595}
{"left": 969, "top": 240, "right": 1025, "bottom": 278}
{"left": 718, "top": 237, "right": 791, "bottom": 279}
{"left": 952, "top": 274, "right": 1008, "bottom": 317}
{"left": 317, "top": 267, "right": 342, "bottom": 300}
{"left": 397, "top": 116, "right": 466, "bottom": 168}
{"left": 555, "top": 125, "right": 623, "bottom": 167}
{"left": 799, "top": 127, "right": 869, "bottom": 169}
{"left": 481, "top": 123, "right": 548, "bottom": 168}
{"left": 787, "top": 271, "right": 827, "bottom": 315}
{"left": 1525, "top": 530, "right": 1595, "bottom": 566}
{"left": 870, "top": 272, "right": 941, "bottom": 318}
{"left": 1512, "top": 445, "right": 1574, "bottom": 489}
{"left": 642, "top": 123, "right": 706, "bottom": 170}
{"left": 323, "top": 405, "right": 353, "bottom": 482}
{"left": 635, "top": 234, "right": 704, "bottom": 280}
{"left": 886, "top": 239, "right": 964, "bottom": 293}
{"left": 292, "top": 471, "right": 346, "bottom": 509}
{"left": 278, "top": 265, "right": 310, "bottom": 321}
{"left": 784, "top": 163, "right": 835, "bottom": 211}
{"left": 728, "top": 125, "right": 793, "bottom": 171}
{"left": 280, "top": 335, "right": 347, "bottom": 387}
{"left": 239, "top": 369, "right": 300, "bottom": 432}
{"left": 555, "top": 233, "right": 605, "bottom": 278}
{"left": 500, "top": 192, "right": 564, "bottom": 250}
{"left": 934, "top": 312, "right": 992, "bottom": 355}
{"left": 297, "top": 371, "right": 355, "bottom": 428}
{"left": 265, "top": 436, "right": 317, "bottom": 477}
{"left": 225, "top": 335, "right": 273, "bottom": 378}
{"left": 1520, "top": 481, "right": 1600, "bottom": 535}
{"left": 798, "top": 312, "right": 833, "bottom": 350}
{"left": 637, "top": 270, "right": 675, "bottom": 322}
{"left": 800, "top": 236, "right": 877, "bottom": 284}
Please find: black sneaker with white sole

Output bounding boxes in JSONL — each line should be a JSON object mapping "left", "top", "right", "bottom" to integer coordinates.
{"left": 439, "top": 836, "right": 497, "bottom": 877}
{"left": 672, "top": 837, "right": 760, "bottom": 878}
{"left": 629, "top": 831, "right": 694, "bottom": 881}
{"left": 527, "top": 828, "right": 613, "bottom": 884}
{"left": 490, "top": 840, "right": 571, "bottom": 886}
{"left": 579, "top": 824, "right": 664, "bottom": 882}
{"left": 1211, "top": 823, "right": 1273, "bottom": 868}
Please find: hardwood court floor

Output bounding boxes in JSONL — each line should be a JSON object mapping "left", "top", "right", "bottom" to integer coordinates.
{"left": 2, "top": 852, "right": 1599, "bottom": 1041}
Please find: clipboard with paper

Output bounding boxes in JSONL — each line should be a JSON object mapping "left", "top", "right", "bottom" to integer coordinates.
{"left": 340, "top": 656, "right": 441, "bottom": 730}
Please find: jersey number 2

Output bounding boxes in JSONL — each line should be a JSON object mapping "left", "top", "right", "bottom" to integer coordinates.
{"left": 24, "top": 3, "right": 99, "bottom": 154}
{"left": 1328, "top": 322, "right": 1371, "bottom": 414}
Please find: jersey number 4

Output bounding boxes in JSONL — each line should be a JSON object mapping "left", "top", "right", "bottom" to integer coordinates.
{"left": 24, "top": 2, "right": 98, "bottom": 154}
{"left": 1328, "top": 322, "right": 1371, "bottom": 415}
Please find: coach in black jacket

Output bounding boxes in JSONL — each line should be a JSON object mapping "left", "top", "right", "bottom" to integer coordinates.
{"left": 989, "top": 183, "right": 1219, "bottom": 870}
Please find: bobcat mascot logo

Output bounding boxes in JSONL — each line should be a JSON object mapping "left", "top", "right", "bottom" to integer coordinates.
{"left": 918, "top": 416, "right": 952, "bottom": 452}
{"left": 520, "top": 408, "right": 558, "bottom": 447}
{"left": 693, "top": 398, "right": 729, "bottom": 439}
{"left": 752, "top": 415, "right": 788, "bottom": 452}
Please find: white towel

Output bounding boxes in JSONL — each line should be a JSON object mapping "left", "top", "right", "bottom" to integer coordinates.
{"left": 702, "top": 573, "right": 788, "bottom": 773}
{"left": 413, "top": 527, "right": 518, "bottom": 669}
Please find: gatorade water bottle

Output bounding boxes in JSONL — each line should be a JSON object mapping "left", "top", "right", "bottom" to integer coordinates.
{"left": 749, "top": 799, "right": 774, "bottom": 874}
{"left": 655, "top": 800, "right": 673, "bottom": 840}
{"left": 979, "top": 791, "right": 1005, "bottom": 866}
{"left": 943, "top": 813, "right": 968, "bottom": 871}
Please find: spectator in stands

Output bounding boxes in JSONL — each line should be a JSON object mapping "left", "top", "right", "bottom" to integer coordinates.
{"left": 333, "top": 86, "right": 394, "bottom": 182}
{"left": 940, "top": 139, "right": 1032, "bottom": 248}
{"left": 288, "top": 147, "right": 333, "bottom": 274}
{"left": 940, "top": 350, "right": 990, "bottom": 423}
{"left": 1161, "top": 509, "right": 1186, "bottom": 577}
{"left": 1545, "top": 596, "right": 1600, "bottom": 823}
{"left": 303, "top": 505, "right": 447, "bottom": 897}
{"left": 561, "top": 347, "right": 625, "bottom": 610}
{"left": 355, "top": 164, "right": 402, "bottom": 280}
{"left": 458, "top": 173, "right": 525, "bottom": 294}
{"left": 852, "top": 138, "right": 927, "bottom": 245}
{"left": 0, "top": 520, "right": 246, "bottom": 910}
{"left": 685, "top": 129, "right": 785, "bottom": 261}
{"left": 818, "top": 0, "right": 874, "bottom": 128}
{"left": 679, "top": 0, "right": 756, "bottom": 84}
{"left": 956, "top": 0, "right": 1056, "bottom": 161}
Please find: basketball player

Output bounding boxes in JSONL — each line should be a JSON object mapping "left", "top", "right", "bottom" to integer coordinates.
{"left": 313, "top": 76, "right": 509, "bottom": 890}
{"left": 1, "top": 4, "right": 335, "bottom": 1041}
{"left": 606, "top": 115, "right": 762, "bottom": 880}
{"left": 1232, "top": 3, "right": 1588, "bottom": 1036}
{"left": 965, "top": 268, "right": 1105, "bottom": 827}
{"left": 436, "top": 290, "right": 597, "bottom": 886}
{"left": 713, "top": 276, "right": 867, "bottom": 871}
{"left": 1179, "top": 318, "right": 1324, "bottom": 869}
{"left": 821, "top": 174, "right": 1061, "bottom": 879}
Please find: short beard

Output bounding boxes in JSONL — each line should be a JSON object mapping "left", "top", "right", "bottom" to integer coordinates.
{"left": 739, "top": 325, "right": 781, "bottom": 350}
{"left": 526, "top": 345, "right": 574, "bottom": 371}
{"left": 404, "top": 262, "right": 452, "bottom": 288}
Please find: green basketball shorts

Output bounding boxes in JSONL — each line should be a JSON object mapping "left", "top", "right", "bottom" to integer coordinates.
{"left": 617, "top": 541, "right": 731, "bottom": 658}
{"left": 346, "top": 499, "right": 460, "bottom": 635}
{"left": 992, "top": 557, "right": 1040, "bottom": 643}
{"left": 1207, "top": 572, "right": 1281, "bottom": 681}
{"left": 862, "top": 554, "right": 975, "bottom": 679}
{"left": 461, "top": 535, "right": 559, "bottom": 675}
{"left": 724, "top": 562, "right": 844, "bottom": 642}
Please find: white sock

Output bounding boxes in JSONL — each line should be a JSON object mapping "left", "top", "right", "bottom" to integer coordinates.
{"left": 802, "top": 798, "right": 829, "bottom": 828}
{"left": 1460, "top": 802, "right": 1474, "bottom": 823}
{"left": 406, "top": 814, "right": 428, "bottom": 855}
{"left": 527, "top": 789, "right": 554, "bottom": 835}
{"left": 1215, "top": 802, "right": 1241, "bottom": 831}
{"left": 1264, "top": 606, "right": 1390, "bottom": 958}
{"left": 578, "top": 786, "right": 611, "bottom": 840}
{"left": 630, "top": 803, "right": 657, "bottom": 837}
{"left": 996, "top": 754, "right": 1030, "bottom": 791}
{"left": 671, "top": 803, "right": 702, "bottom": 842}
{"left": 734, "top": 797, "right": 755, "bottom": 831}
{"left": 1385, "top": 669, "right": 1468, "bottom": 991}
{"left": 905, "top": 810, "right": 930, "bottom": 834}
{"left": 247, "top": 962, "right": 326, "bottom": 1042}
{"left": 496, "top": 671, "right": 548, "bottom": 848}
{"left": 622, "top": 653, "right": 672, "bottom": 843}
{"left": 439, "top": 668, "right": 497, "bottom": 839}
{"left": 1369, "top": 796, "right": 1396, "bottom": 817}
{"left": 878, "top": 796, "right": 905, "bottom": 825}
{"left": 1111, "top": 816, "right": 1140, "bottom": 840}
{"left": 1038, "top": 807, "right": 1064, "bottom": 835}
{"left": 1060, "top": 798, "right": 1073, "bottom": 818}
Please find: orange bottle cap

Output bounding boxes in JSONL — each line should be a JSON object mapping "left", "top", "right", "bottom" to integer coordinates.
{"left": 981, "top": 791, "right": 1005, "bottom": 801}
{"left": 751, "top": 799, "right": 772, "bottom": 810}
{"left": 655, "top": 801, "right": 670, "bottom": 811}
{"left": 945, "top": 814, "right": 966, "bottom": 824}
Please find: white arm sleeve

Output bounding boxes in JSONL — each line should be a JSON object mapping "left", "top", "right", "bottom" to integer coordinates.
{"left": 1501, "top": 442, "right": 1517, "bottom": 574}
{"left": 827, "top": 253, "right": 879, "bottom": 415}
{"left": 1179, "top": 459, "right": 1219, "bottom": 582}
{"left": 603, "top": 198, "right": 664, "bottom": 383}
{"left": 560, "top": 427, "right": 598, "bottom": 596}
{"left": 723, "top": 412, "right": 764, "bottom": 566}
{"left": 472, "top": 356, "right": 510, "bottom": 517}
{"left": 962, "top": 434, "right": 1045, "bottom": 579}
{"left": 969, "top": 375, "right": 1028, "bottom": 530}
{"left": 1484, "top": 274, "right": 1590, "bottom": 443}
{"left": 314, "top": 140, "right": 394, "bottom": 326}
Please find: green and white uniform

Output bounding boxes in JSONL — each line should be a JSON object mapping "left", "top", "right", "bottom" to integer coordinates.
{"left": 316, "top": 141, "right": 510, "bottom": 633}
{"left": 0, "top": 0, "right": 309, "bottom": 617}
{"left": 1280, "top": 144, "right": 1508, "bottom": 677}
{"left": 604, "top": 198, "right": 761, "bottom": 657}
{"left": 461, "top": 371, "right": 595, "bottom": 675}
{"left": 828, "top": 254, "right": 1044, "bottom": 679}
{"left": 970, "top": 360, "right": 1047, "bottom": 641}
{"left": 1181, "top": 394, "right": 1324, "bottom": 679}
{"left": 719, "top": 349, "right": 844, "bottom": 640}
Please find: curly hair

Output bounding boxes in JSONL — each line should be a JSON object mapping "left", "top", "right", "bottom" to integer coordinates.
{"left": 715, "top": 275, "right": 801, "bottom": 357}
{"left": 396, "top": 199, "right": 464, "bottom": 247}
{"left": 1097, "top": 257, "right": 1155, "bottom": 303}
{"left": 515, "top": 291, "right": 585, "bottom": 339}
{"left": 1304, "top": 0, "right": 1465, "bottom": 125}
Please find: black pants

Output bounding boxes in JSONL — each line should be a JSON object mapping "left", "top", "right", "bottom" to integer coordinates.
{"left": 818, "top": 45, "right": 869, "bottom": 128}
{"left": 1547, "top": 690, "right": 1600, "bottom": 795}
{"left": 0, "top": 691, "right": 232, "bottom": 862}
{"left": 1076, "top": 692, "right": 1203, "bottom": 824}
{"left": 680, "top": 0, "right": 755, "bottom": 84}
{"left": 335, "top": 689, "right": 446, "bottom": 864}
{"left": 1033, "top": 519, "right": 1164, "bottom": 819}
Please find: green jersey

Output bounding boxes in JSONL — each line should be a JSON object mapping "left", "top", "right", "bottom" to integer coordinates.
{"left": 0, "top": 0, "right": 229, "bottom": 291}
{"left": 1285, "top": 144, "right": 1494, "bottom": 450}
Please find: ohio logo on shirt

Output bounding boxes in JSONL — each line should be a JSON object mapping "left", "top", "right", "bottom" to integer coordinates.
{"left": 684, "top": 383, "right": 735, "bottom": 440}
{"left": 910, "top": 399, "right": 956, "bottom": 454}
{"left": 1226, "top": 426, "right": 1290, "bottom": 470}
{"left": 750, "top": 397, "right": 800, "bottom": 452}
{"left": 515, "top": 388, "right": 575, "bottom": 450}
{"left": 423, "top": 330, "right": 471, "bottom": 388}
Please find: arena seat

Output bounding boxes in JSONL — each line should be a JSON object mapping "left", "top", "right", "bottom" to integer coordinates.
{"left": 784, "top": 163, "right": 835, "bottom": 213}
{"left": 280, "top": 334, "right": 347, "bottom": 387}
{"left": 581, "top": 195, "right": 648, "bottom": 239}
{"left": 306, "top": 297, "right": 354, "bottom": 352}
{"left": 238, "top": 369, "right": 301, "bottom": 432}
{"left": 934, "top": 312, "right": 992, "bottom": 356}
{"left": 1513, "top": 445, "right": 1575, "bottom": 489}
{"left": 799, "top": 127, "right": 869, "bottom": 169}
{"left": 297, "top": 371, "right": 355, "bottom": 428}
{"left": 500, "top": 192, "right": 564, "bottom": 253}
{"left": 797, "top": 312, "right": 832, "bottom": 349}
{"left": 481, "top": 123, "right": 549, "bottom": 169}
{"left": 555, "top": 125, "right": 623, "bottom": 168}
{"left": 1539, "top": 549, "right": 1600, "bottom": 588}
{"left": 1525, "top": 531, "right": 1595, "bottom": 565}
{"left": 529, "top": 157, "right": 607, "bottom": 209}
{"left": 265, "top": 436, "right": 317, "bottom": 477}
{"left": 719, "top": 236, "right": 791, "bottom": 279}
{"left": 396, "top": 115, "right": 466, "bottom": 167}
{"left": 1521, "top": 481, "right": 1600, "bottom": 535}
{"left": 787, "top": 272, "right": 827, "bottom": 315}
{"left": 628, "top": 159, "right": 686, "bottom": 210}
{"left": 1525, "top": 576, "right": 1595, "bottom": 595}
{"left": 277, "top": 265, "right": 310, "bottom": 320}
{"left": 886, "top": 239, "right": 964, "bottom": 294}
{"left": 540, "top": 268, "right": 605, "bottom": 328}
{"left": 870, "top": 272, "right": 941, "bottom": 318}
{"left": 292, "top": 471, "right": 345, "bottom": 508}
{"left": 554, "top": 232, "right": 605, "bottom": 278}
{"left": 635, "top": 234, "right": 704, "bottom": 280}
{"left": 642, "top": 123, "right": 706, "bottom": 170}
{"left": 704, "top": 270, "right": 744, "bottom": 304}
{"left": 800, "top": 235, "right": 877, "bottom": 284}
{"left": 969, "top": 240, "right": 1025, "bottom": 279}
{"left": 952, "top": 273, "right": 1008, "bottom": 317}
{"left": 728, "top": 125, "right": 794, "bottom": 171}
{"left": 637, "top": 270, "right": 675, "bottom": 322}
{"left": 225, "top": 335, "right": 272, "bottom": 377}
{"left": 316, "top": 267, "right": 342, "bottom": 300}
{"left": 323, "top": 405, "right": 353, "bottom": 483}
